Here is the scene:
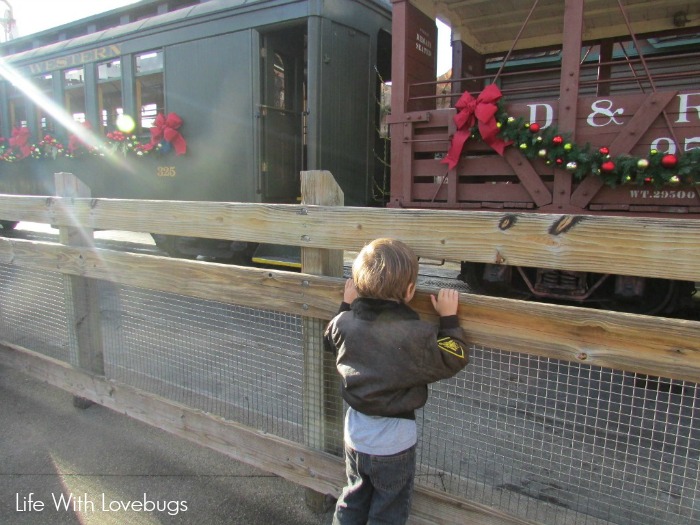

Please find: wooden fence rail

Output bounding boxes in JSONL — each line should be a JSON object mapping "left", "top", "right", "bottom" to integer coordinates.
{"left": 0, "top": 170, "right": 699, "bottom": 525}
{"left": 0, "top": 190, "right": 698, "bottom": 282}
{"left": 0, "top": 180, "right": 698, "bottom": 382}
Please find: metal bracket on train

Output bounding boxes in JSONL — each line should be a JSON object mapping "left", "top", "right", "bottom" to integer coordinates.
{"left": 386, "top": 112, "right": 431, "bottom": 124}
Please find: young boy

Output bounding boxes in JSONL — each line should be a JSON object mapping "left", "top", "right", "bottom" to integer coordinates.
{"left": 324, "top": 238, "right": 470, "bottom": 525}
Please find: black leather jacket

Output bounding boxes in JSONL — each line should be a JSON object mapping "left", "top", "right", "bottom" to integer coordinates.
{"left": 324, "top": 298, "right": 470, "bottom": 419}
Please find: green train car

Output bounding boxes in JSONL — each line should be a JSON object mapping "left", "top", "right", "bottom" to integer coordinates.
{"left": 0, "top": 0, "right": 392, "bottom": 260}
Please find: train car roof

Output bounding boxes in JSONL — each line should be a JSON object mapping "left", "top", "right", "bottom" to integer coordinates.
{"left": 411, "top": 0, "right": 700, "bottom": 55}
{"left": 0, "top": 0, "right": 391, "bottom": 62}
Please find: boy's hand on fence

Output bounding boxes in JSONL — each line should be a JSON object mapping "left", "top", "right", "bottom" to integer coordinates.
{"left": 431, "top": 288, "right": 459, "bottom": 317}
{"left": 343, "top": 278, "right": 358, "bottom": 304}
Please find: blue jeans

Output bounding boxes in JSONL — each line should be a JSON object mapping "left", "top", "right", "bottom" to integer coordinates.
{"left": 333, "top": 444, "right": 416, "bottom": 525}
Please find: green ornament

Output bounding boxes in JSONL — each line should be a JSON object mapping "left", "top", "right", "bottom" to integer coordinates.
{"left": 637, "top": 158, "right": 649, "bottom": 170}
{"left": 564, "top": 143, "right": 573, "bottom": 151}
{"left": 519, "top": 143, "right": 528, "bottom": 150}
{"left": 538, "top": 149, "right": 547, "bottom": 158}
{"left": 650, "top": 149, "right": 658, "bottom": 155}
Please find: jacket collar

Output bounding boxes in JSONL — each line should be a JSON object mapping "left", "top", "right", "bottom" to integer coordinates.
{"left": 350, "top": 298, "right": 419, "bottom": 321}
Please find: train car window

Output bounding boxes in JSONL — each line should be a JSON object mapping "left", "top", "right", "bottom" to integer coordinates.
{"left": 8, "top": 83, "right": 28, "bottom": 128}
{"left": 260, "top": 27, "right": 304, "bottom": 202}
{"left": 135, "top": 50, "right": 164, "bottom": 131}
{"left": 97, "top": 58, "right": 123, "bottom": 134}
{"left": 33, "top": 74, "right": 55, "bottom": 134}
{"left": 272, "top": 53, "right": 286, "bottom": 110}
{"left": 64, "top": 68, "right": 86, "bottom": 123}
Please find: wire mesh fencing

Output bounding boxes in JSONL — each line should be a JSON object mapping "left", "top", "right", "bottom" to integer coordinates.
{"left": 102, "top": 283, "right": 307, "bottom": 444}
{"left": 419, "top": 348, "right": 700, "bottom": 525}
{"left": 0, "top": 265, "right": 75, "bottom": 364}
{"left": 1, "top": 262, "right": 698, "bottom": 525}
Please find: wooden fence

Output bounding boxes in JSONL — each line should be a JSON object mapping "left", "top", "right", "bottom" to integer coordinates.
{"left": 0, "top": 170, "right": 698, "bottom": 524}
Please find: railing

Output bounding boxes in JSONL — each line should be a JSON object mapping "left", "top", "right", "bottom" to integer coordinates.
{"left": 0, "top": 170, "right": 698, "bottom": 524}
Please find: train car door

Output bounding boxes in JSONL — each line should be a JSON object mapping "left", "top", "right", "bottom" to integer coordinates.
{"left": 260, "top": 28, "right": 305, "bottom": 202}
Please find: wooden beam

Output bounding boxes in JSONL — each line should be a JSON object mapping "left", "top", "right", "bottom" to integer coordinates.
{"left": 0, "top": 237, "right": 342, "bottom": 319}
{"left": 503, "top": 148, "right": 552, "bottom": 207}
{"left": 0, "top": 195, "right": 698, "bottom": 282}
{"left": 558, "top": 0, "right": 584, "bottom": 136}
{"left": 0, "top": 237, "right": 698, "bottom": 383}
{"left": 54, "top": 173, "right": 105, "bottom": 382}
{"left": 300, "top": 171, "right": 345, "bottom": 510}
{"left": 410, "top": 293, "right": 700, "bottom": 385}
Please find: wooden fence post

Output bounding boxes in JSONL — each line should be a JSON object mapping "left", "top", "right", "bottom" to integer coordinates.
{"left": 55, "top": 172, "right": 105, "bottom": 408}
{"left": 300, "top": 170, "right": 344, "bottom": 511}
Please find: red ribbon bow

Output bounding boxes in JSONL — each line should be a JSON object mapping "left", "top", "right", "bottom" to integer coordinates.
{"left": 149, "top": 112, "right": 186, "bottom": 155}
{"left": 9, "top": 127, "right": 32, "bottom": 159}
{"left": 441, "top": 84, "right": 511, "bottom": 170}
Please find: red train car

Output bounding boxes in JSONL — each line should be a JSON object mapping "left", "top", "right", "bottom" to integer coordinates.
{"left": 388, "top": 0, "right": 700, "bottom": 314}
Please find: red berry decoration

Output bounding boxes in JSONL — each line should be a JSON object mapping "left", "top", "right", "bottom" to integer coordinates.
{"left": 599, "top": 146, "right": 610, "bottom": 156}
{"left": 661, "top": 154, "right": 678, "bottom": 168}
{"left": 552, "top": 135, "right": 563, "bottom": 145}
{"left": 529, "top": 123, "right": 540, "bottom": 133}
{"left": 601, "top": 161, "right": 616, "bottom": 172}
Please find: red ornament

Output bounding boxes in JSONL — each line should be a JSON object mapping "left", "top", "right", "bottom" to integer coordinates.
{"left": 529, "top": 123, "right": 540, "bottom": 133}
{"left": 599, "top": 146, "right": 610, "bottom": 156}
{"left": 552, "top": 135, "right": 563, "bottom": 145}
{"left": 661, "top": 154, "right": 678, "bottom": 168}
{"left": 555, "top": 158, "right": 564, "bottom": 165}
{"left": 601, "top": 161, "right": 616, "bottom": 172}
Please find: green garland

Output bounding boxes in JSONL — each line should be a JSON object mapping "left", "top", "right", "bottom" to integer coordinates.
{"left": 0, "top": 132, "right": 161, "bottom": 162}
{"left": 472, "top": 103, "right": 700, "bottom": 188}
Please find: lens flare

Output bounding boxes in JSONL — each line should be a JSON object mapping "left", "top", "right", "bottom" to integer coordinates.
{"left": 116, "top": 114, "right": 136, "bottom": 133}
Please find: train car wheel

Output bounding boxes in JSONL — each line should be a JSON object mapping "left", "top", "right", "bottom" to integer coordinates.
{"left": 458, "top": 262, "right": 530, "bottom": 299}
{"left": 603, "top": 278, "right": 680, "bottom": 316}
{"left": 457, "top": 262, "right": 489, "bottom": 295}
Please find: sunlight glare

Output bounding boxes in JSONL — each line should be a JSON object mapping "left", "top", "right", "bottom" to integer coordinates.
{"left": 0, "top": 58, "right": 102, "bottom": 149}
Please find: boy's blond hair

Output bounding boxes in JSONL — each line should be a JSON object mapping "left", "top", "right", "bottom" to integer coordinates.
{"left": 352, "top": 238, "right": 419, "bottom": 302}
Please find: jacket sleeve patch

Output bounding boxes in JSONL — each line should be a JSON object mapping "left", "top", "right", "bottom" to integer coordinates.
{"left": 437, "top": 337, "right": 465, "bottom": 359}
